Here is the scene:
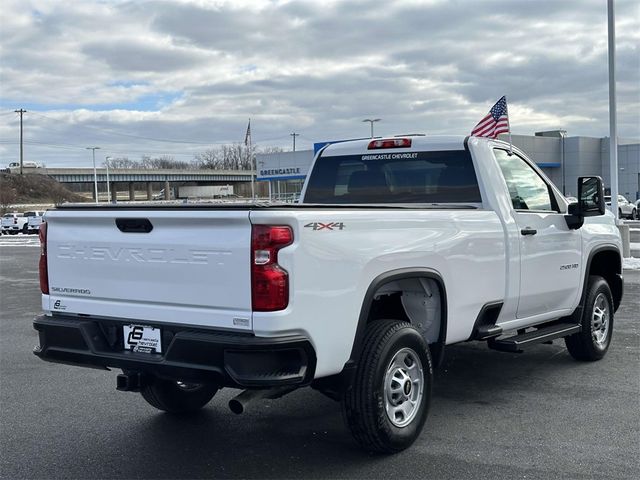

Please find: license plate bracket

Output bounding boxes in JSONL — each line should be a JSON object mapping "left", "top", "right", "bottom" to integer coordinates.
{"left": 123, "top": 325, "right": 162, "bottom": 354}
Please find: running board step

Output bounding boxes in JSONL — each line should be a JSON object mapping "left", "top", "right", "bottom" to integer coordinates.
{"left": 488, "top": 322, "right": 581, "bottom": 353}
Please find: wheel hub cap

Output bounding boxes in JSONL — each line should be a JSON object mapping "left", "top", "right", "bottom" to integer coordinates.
{"left": 384, "top": 347, "right": 424, "bottom": 428}
{"left": 591, "top": 292, "right": 610, "bottom": 347}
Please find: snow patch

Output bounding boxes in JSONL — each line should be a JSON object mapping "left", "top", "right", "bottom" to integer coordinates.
{"left": 623, "top": 257, "right": 640, "bottom": 270}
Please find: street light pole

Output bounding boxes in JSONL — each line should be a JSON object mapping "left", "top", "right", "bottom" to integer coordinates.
{"left": 86, "top": 147, "right": 100, "bottom": 204}
{"left": 362, "top": 118, "right": 381, "bottom": 138}
{"left": 105, "top": 156, "right": 111, "bottom": 202}
{"left": 607, "top": 0, "right": 619, "bottom": 223}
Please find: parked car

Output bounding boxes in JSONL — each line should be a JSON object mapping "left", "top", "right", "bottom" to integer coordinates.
{"left": 34, "top": 136, "right": 623, "bottom": 453}
{"left": 604, "top": 195, "right": 637, "bottom": 219}
{"left": 25, "top": 211, "right": 45, "bottom": 234}
{"left": 1, "top": 212, "right": 28, "bottom": 234}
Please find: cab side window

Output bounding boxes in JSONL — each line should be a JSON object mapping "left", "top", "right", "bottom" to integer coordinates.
{"left": 494, "top": 149, "right": 555, "bottom": 212}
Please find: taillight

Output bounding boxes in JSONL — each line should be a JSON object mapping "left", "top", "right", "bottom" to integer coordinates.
{"left": 367, "top": 138, "right": 412, "bottom": 149}
{"left": 251, "top": 225, "right": 293, "bottom": 311}
{"left": 39, "top": 222, "right": 49, "bottom": 294}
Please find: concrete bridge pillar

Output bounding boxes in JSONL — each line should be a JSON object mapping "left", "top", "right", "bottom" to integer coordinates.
{"left": 164, "top": 180, "right": 170, "bottom": 200}
{"left": 146, "top": 182, "right": 153, "bottom": 200}
{"left": 110, "top": 183, "right": 117, "bottom": 202}
{"left": 128, "top": 183, "right": 136, "bottom": 201}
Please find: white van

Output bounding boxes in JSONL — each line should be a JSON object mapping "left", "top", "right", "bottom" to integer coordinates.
{"left": 7, "top": 162, "right": 42, "bottom": 173}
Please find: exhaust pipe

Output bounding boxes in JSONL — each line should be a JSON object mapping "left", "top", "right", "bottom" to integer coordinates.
{"left": 229, "top": 386, "right": 297, "bottom": 414}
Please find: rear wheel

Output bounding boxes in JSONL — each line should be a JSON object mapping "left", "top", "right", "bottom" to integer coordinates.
{"left": 342, "top": 319, "right": 432, "bottom": 453}
{"left": 141, "top": 378, "right": 218, "bottom": 414}
{"left": 565, "top": 275, "right": 614, "bottom": 361}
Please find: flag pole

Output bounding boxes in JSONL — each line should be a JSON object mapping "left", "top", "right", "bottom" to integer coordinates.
{"left": 245, "top": 118, "right": 255, "bottom": 201}
{"left": 505, "top": 96, "right": 513, "bottom": 155}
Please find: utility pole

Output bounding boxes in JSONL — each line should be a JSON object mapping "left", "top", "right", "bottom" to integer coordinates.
{"left": 86, "top": 147, "right": 100, "bottom": 204}
{"left": 15, "top": 109, "right": 26, "bottom": 175}
{"left": 290, "top": 132, "right": 300, "bottom": 152}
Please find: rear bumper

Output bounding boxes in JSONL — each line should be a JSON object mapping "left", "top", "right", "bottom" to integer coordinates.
{"left": 33, "top": 315, "right": 316, "bottom": 388}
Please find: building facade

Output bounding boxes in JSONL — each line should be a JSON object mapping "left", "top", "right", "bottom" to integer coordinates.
{"left": 257, "top": 132, "right": 640, "bottom": 202}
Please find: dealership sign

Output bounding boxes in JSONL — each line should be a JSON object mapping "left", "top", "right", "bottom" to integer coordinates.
{"left": 256, "top": 151, "right": 313, "bottom": 181}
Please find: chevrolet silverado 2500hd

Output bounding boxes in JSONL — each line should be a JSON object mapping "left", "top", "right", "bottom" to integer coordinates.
{"left": 34, "top": 136, "right": 623, "bottom": 453}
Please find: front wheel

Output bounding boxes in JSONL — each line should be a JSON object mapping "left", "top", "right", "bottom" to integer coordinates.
{"left": 565, "top": 275, "right": 614, "bottom": 361}
{"left": 141, "top": 378, "right": 218, "bottom": 414}
{"left": 342, "top": 319, "right": 432, "bottom": 453}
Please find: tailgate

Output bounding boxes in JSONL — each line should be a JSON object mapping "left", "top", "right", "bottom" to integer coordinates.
{"left": 44, "top": 209, "right": 253, "bottom": 331}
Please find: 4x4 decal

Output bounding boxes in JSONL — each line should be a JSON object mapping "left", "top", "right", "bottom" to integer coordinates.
{"left": 304, "top": 222, "right": 346, "bottom": 231}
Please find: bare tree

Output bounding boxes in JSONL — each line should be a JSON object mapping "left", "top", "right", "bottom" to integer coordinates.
{"left": 0, "top": 178, "right": 17, "bottom": 214}
{"left": 196, "top": 144, "right": 258, "bottom": 170}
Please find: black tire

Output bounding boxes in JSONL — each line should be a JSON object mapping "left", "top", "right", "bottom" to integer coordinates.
{"left": 632, "top": 209, "right": 637, "bottom": 220}
{"left": 342, "top": 319, "right": 433, "bottom": 453}
{"left": 22, "top": 224, "right": 28, "bottom": 234}
{"left": 141, "top": 378, "right": 218, "bottom": 414}
{"left": 565, "top": 275, "right": 614, "bottom": 361}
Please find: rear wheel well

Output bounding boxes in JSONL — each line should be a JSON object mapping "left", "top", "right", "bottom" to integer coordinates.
{"left": 364, "top": 277, "right": 446, "bottom": 368}
{"left": 314, "top": 271, "right": 447, "bottom": 400}
{"left": 588, "top": 250, "right": 622, "bottom": 311}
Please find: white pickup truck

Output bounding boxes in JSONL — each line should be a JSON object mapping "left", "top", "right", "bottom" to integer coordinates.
{"left": 34, "top": 136, "right": 623, "bottom": 453}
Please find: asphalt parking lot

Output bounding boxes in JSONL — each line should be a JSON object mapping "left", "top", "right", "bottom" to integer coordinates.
{"left": 1, "top": 236, "right": 638, "bottom": 479}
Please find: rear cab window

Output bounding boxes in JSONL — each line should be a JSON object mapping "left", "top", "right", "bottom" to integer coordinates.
{"left": 304, "top": 150, "right": 482, "bottom": 204}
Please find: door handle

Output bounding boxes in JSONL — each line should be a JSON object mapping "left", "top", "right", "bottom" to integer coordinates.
{"left": 521, "top": 228, "right": 537, "bottom": 236}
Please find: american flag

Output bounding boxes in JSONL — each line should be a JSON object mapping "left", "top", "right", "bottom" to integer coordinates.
{"left": 471, "top": 96, "right": 509, "bottom": 138}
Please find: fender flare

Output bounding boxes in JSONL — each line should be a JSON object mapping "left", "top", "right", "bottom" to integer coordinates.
{"left": 581, "top": 245, "right": 623, "bottom": 312}
{"left": 346, "top": 267, "right": 448, "bottom": 371}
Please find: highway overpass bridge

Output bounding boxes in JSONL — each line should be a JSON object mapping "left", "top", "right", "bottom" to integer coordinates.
{"left": 38, "top": 168, "right": 255, "bottom": 200}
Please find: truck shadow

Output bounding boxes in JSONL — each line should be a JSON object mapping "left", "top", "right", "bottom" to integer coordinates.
{"left": 77, "top": 341, "right": 596, "bottom": 479}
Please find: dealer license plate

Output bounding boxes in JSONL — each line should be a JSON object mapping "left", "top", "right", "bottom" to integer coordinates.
{"left": 123, "top": 325, "right": 162, "bottom": 353}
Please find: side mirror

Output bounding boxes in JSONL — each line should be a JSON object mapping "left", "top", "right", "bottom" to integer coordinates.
{"left": 577, "top": 176, "right": 605, "bottom": 216}
{"left": 565, "top": 176, "right": 605, "bottom": 229}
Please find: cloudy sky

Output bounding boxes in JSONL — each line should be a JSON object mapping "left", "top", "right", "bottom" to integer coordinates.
{"left": 1, "top": 0, "right": 638, "bottom": 167}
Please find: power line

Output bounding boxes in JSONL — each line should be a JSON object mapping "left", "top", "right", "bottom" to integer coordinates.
{"left": 25, "top": 111, "right": 296, "bottom": 146}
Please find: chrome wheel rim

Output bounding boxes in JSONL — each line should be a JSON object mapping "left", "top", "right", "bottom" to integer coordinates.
{"left": 591, "top": 293, "right": 610, "bottom": 347}
{"left": 384, "top": 347, "right": 424, "bottom": 428}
